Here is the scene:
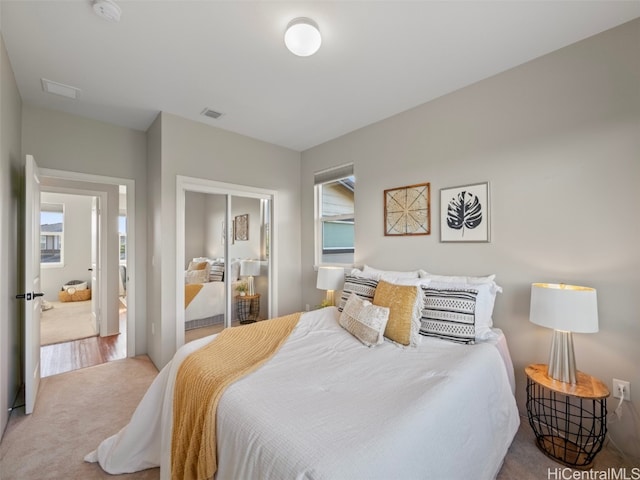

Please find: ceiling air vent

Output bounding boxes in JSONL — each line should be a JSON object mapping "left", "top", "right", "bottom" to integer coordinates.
{"left": 201, "top": 108, "right": 223, "bottom": 120}
{"left": 41, "top": 78, "right": 81, "bottom": 100}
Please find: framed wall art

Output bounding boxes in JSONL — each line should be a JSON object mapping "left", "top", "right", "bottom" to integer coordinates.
{"left": 234, "top": 214, "right": 249, "bottom": 241}
{"left": 384, "top": 183, "right": 431, "bottom": 236}
{"left": 440, "top": 182, "right": 490, "bottom": 242}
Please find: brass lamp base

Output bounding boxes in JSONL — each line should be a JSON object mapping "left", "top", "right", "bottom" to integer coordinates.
{"left": 324, "top": 290, "right": 335, "bottom": 307}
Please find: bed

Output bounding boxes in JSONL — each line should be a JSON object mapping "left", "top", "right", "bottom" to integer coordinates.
{"left": 184, "top": 258, "right": 240, "bottom": 329}
{"left": 86, "top": 304, "right": 519, "bottom": 479}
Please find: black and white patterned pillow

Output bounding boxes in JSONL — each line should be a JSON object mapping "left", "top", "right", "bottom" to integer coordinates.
{"left": 337, "top": 275, "right": 379, "bottom": 312}
{"left": 419, "top": 286, "right": 478, "bottom": 344}
{"left": 209, "top": 263, "right": 224, "bottom": 282}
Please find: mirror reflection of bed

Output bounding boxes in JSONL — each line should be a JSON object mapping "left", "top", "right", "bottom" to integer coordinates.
{"left": 183, "top": 192, "right": 269, "bottom": 342}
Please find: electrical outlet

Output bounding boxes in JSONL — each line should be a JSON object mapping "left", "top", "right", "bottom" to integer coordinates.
{"left": 613, "top": 379, "right": 631, "bottom": 401}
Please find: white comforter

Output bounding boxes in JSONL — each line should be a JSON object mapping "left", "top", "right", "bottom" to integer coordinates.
{"left": 185, "top": 281, "right": 225, "bottom": 322}
{"left": 86, "top": 307, "right": 519, "bottom": 480}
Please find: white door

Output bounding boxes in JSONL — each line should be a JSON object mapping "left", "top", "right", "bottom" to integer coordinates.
{"left": 91, "top": 197, "right": 100, "bottom": 333}
{"left": 23, "top": 155, "right": 43, "bottom": 415}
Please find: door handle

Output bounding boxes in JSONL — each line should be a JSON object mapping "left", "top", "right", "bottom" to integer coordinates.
{"left": 88, "top": 268, "right": 93, "bottom": 271}
{"left": 15, "top": 292, "right": 44, "bottom": 300}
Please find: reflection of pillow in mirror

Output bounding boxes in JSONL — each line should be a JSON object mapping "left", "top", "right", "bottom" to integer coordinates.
{"left": 209, "top": 263, "right": 224, "bottom": 282}
{"left": 188, "top": 261, "right": 208, "bottom": 271}
{"left": 229, "top": 260, "right": 241, "bottom": 282}
{"left": 186, "top": 269, "right": 208, "bottom": 284}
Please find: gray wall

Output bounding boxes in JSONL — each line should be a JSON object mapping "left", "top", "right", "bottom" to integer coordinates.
{"left": 301, "top": 18, "right": 640, "bottom": 452}
{"left": 21, "top": 105, "right": 148, "bottom": 353}
{"left": 40, "top": 192, "right": 92, "bottom": 302}
{"left": 185, "top": 193, "right": 262, "bottom": 263}
{"left": 147, "top": 112, "right": 301, "bottom": 368}
{"left": 0, "top": 33, "right": 23, "bottom": 439}
{"left": 184, "top": 192, "right": 207, "bottom": 266}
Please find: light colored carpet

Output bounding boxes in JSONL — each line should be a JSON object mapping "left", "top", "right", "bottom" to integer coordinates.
{"left": 0, "top": 356, "right": 160, "bottom": 479}
{"left": 40, "top": 300, "right": 97, "bottom": 346}
{"left": 0, "top": 355, "right": 634, "bottom": 479}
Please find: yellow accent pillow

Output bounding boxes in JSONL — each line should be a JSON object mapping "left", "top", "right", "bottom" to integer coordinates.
{"left": 188, "top": 261, "right": 209, "bottom": 271}
{"left": 373, "top": 280, "right": 421, "bottom": 347}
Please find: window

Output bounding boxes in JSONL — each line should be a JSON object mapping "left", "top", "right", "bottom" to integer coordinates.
{"left": 314, "top": 164, "right": 355, "bottom": 265}
{"left": 119, "top": 215, "right": 127, "bottom": 261}
{"left": 40, "top": 203, "right": 64, "bottom": 265}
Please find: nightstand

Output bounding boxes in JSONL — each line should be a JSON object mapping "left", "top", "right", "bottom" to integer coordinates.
{"left": 236, "top": 294, "right": 260, "bottom": 324}
{"left": 525, "top": 364, "right": 609, "bottom": 469}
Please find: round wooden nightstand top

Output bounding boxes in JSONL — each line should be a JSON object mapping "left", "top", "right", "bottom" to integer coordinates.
{"left": 525, "top": 364, "right": 609, "bottom": 399}
{"left": 235, "top": 294, "right": 260, "bottom": 300}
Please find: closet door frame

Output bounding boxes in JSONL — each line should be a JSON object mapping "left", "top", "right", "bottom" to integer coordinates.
{"left": 176, "top": 176, "right": 277, "bottom": 348}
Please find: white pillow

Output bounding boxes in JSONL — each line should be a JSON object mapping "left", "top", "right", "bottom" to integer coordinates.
{"left": 419, "top": 270, "right": 496, "bottom": 284}
{"left": 229, "top": 260, "right": 241, "bottom": 282}
{"left": 339, "top": 293, "right": 390, "bottom": 347}
{"left": 361, "top": 264, "right": 421, "bottom": 280}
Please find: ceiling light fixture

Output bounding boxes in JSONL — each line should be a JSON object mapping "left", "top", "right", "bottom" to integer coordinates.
{"left": 284, "top": 17, "right": 321, "bottom": 57}
{"left": 92, "top": 0, "right": 122, "bottom": 22}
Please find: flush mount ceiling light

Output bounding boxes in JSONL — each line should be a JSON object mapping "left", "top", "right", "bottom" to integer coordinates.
{"left": 284, "top": 17, "right": 321, "bottom": 57}
{"left": 92, "top": 0, "right": 122, "bottom": 22}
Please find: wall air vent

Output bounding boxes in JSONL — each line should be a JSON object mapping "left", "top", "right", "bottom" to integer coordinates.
{"left": 201, "top": 108, "right": 223, "bottom": 119}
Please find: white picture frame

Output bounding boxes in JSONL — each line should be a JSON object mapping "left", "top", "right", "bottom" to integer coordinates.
{"left": 440, "top": 182, "right": 490, "bottom": 242}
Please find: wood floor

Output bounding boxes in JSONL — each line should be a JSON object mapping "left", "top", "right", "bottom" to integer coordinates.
{"left": 41, "top": 310, "right": 247, "bottom": 377}
{"left": 40, "top": 305, "right": 127, "bottom": 378}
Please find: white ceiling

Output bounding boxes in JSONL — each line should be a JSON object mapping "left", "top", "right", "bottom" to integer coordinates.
{"left": 2, "top": 1, "right": 639, "bottom": 151}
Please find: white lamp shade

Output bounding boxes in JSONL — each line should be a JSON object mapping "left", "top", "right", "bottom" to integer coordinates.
{"left": 240, "top": 260, "right": 261, "bottom": 277}
{"left": 316, "top": 266, "right": 344, "bottom": 291}
{"left": 529, "top": 283, "right": 598, "bottom": 333}
{"left": 284, "top": 18, "right": 321, "bottom": 57}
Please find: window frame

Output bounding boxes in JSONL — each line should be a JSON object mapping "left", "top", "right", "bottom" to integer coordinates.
{"left": 314, "top": 165, "right": 355, "bottom": 267}
{"left": 40, "top": 203, "right": 65, "bottom": 268}
{"left": 119, "top": 215, "right": 127, "bottom": 262}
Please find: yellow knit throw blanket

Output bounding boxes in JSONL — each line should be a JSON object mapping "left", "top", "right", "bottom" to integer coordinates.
{"left": 171, "top": 312, "right": 302, "bottom": 480}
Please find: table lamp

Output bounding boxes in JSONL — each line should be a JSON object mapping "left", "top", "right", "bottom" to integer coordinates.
{"left": 529, "top": 283, "right": 598, "bottom": 384}
{"left": 240, "top": 260, "right": 261, "bottom": 296}
{"left": 316, "top": 266, "right": 344, "bottom": 306}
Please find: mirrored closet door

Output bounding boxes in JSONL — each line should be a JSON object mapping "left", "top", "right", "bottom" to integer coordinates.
{"left": 180, "top": 182, "right": 273, "bottom": 346}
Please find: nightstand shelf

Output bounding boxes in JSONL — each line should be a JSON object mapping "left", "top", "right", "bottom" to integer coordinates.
{"left": 525, "top": 364, "right": 609, "bottom": 469}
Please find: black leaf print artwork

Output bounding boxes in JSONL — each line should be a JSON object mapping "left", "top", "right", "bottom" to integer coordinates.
{"left": 446, "top": 191, "right": 483, "bottom": 237}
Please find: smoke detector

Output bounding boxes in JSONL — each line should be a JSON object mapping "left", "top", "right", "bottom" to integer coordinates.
{"left": 93, "top": 0, "right": 122, "bottom": 22}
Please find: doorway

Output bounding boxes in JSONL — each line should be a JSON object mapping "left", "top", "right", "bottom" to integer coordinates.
{"left": 37, "top": 169, "right": 136, "bottom": 375}
{"left": 39, "top": 192, "right": 99, "bottom": 350}
{"left": 176, "top": 176, "right": 277, "bottom": 349}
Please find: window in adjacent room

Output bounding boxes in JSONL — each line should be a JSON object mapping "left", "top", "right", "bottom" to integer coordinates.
{"left": 314, "top": 164, "right": 355, "bottom": 265}
{"left": 40, "top": 203, "right": 64, "bottom": 266}
{"left": 119, "top": 215, "right": 127, "bottom": 261}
